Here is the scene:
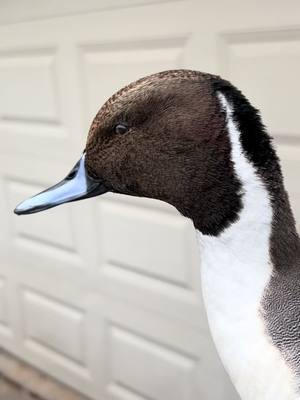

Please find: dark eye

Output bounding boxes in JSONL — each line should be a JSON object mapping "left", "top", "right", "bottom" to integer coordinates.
{"left": 114, "top": 124, "right": 128, "bottom": 134}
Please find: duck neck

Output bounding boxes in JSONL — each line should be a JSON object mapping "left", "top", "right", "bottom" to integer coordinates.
{"left": 196, "top": 93, "right": 300, "bottom": 400}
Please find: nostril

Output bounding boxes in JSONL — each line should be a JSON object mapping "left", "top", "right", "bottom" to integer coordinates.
{"left": 65, "top": 169, "right": 77, "bottom": 180}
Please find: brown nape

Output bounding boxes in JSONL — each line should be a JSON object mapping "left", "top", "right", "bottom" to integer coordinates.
{"left": 85, "top": 70, "right": 242, "bottom": 236}
{"left": 211, "top": 77, "right": 300, "bottom": 269}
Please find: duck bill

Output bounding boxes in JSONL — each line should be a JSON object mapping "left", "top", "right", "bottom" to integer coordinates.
{"left": 14, "top": 154, "right": 108, "bottom": 215}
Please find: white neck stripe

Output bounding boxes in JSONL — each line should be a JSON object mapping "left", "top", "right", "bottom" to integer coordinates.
{"left": 197, "top": 92, "right": 299, "bottom": 400}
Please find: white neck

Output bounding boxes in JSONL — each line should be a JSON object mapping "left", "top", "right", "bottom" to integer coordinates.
{"left": 197, "top": 93, "right": 299, "bottom": 400}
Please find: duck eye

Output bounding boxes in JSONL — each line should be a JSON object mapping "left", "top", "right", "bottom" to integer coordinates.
{"left": 114, "top": 124, "right": 128, "bottom": 134}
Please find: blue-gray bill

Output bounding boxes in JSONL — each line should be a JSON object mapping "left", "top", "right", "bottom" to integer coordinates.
{"left": 14, "top": 154, "right": 108, "bottom": 215}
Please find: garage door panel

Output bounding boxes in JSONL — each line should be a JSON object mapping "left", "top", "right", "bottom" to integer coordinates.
{"left": 108, "top": 324, "right": 195, "bottom": 400}
{"left": 99, "top": 262, "right": 203, "bottom": 327}
{"left": 14, "top": 283, "right": 96, "bottom": 397}
{"left": 95, "top": 297, "right": 237, "bottom": 400}
{"left": 98, "top": 200, "right": 193, "bottom": 287}
{"left": 0, "top": 45, "right": 73, "bottom": 159}
{"left": 0, "top": 277, "right": 11, "bottom": 335}
{"left": 95, "top": 199, "right": 204, "bottom": 326}
{"left": 0, "top": 43, "right": 83, "bottom": 162}
{"left": 21, "top": 288, "right": 85, "bottom": 365}
{"left": 0, "top": 278, "right": 17, "bottom": 355}
{"left": 219, "top": 29, "right": 300, "bottom": 139}
{"left": 0, "top": 48, "right": 59, "bottom": 123}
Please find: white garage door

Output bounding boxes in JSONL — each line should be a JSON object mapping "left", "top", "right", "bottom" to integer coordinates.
{"left": 0, "top": 1, "right": 299, "bottom": 399}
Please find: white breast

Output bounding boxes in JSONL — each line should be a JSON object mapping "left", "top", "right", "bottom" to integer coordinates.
{"left": 197, "top": 93, "right": 299, "bottom": 400}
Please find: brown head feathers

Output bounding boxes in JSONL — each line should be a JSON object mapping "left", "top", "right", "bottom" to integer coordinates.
{"left": 85, "top": 69, "right": 243, "bottom": 235}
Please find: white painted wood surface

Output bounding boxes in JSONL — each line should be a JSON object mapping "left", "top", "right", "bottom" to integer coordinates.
{"left": 0, "top": 1, "right": 299, "bottom": 399}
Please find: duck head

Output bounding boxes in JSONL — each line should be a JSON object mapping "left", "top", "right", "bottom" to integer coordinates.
{"left": 14, "top": 70, "right": 241, "bottom": 236}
